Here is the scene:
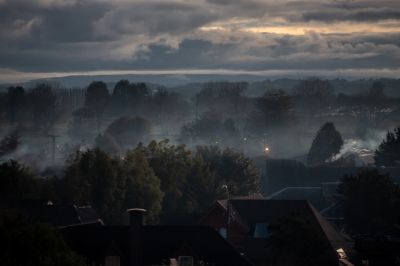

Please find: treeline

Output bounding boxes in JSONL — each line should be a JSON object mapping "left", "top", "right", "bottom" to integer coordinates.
{"left": 0, "top": 84, "right": 58, "bottom": 130}
{"left": 1, "top": 77, "right": 399, "bottom": 167}
{"left": 0, "top": 141, "right": 259, "bottom": 223}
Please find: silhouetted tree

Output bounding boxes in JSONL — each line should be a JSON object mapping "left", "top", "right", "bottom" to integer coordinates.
{"left": 338, "top": 169, "right": 400, "bottom": 235}
{"left": 180, "top": 153, "right": 219, "bottom": 213}
{"left": 375, "top": 127, "right": 400, "bottom": 166}
{"left": 195, "top": 82, "right": 248, "bottom": 116}
{"left": 196, "top": 146, "right": 260, "bottom": 196}
{"left": 138, "top": 140, "right": 192, "bottom": 214}
{"left": 122, "top": 149, "right": 164, "bottom": 222}
{"left": 28, "top": 84, "right": 57, "bottom": 129}
{"left": 293, "top": 78, "right": 334, "bottom": 114}
{"left": 84, "top": 81, "right": 110, "bottom": 131}
{"left": 0, "top": 132, "right": 20, "bottom": 158}
{"left": 267, "top": 214, "right": 332, "bottom": 266}
{"left": 366, "top": 81, "right": 385, "bottom": 99}
{"left": 0, "top": 211, "right": 85, "bottom": 266}
{"left": 85, "top": 81, "right": 109, "bottom": 110}
{"left": 0, "top": 160, "right": 40, "bottom": 203}
{"left": 96, "top": 116, "right": 152, "bottom": 154}
{"left": 110, "top": 81, "right": 150, "bottom": 116}
{"left": 246, "top": 89, "right": 295, "bottom": 136}
{"left": 307, "top": 122, "right": 343, "bottom": 166}
{"left": 180, "top": 110, "right": 239, "bottom": 145}
{"left": 62, "top": 149, "right": 121, "bottom": 222}
{"left": 62, "top": 149, "right": 163, "bottom": 223}
{"left": 151, "top": 88, "right": 190, "bottom": 131}
{"left": 6, "top": 86, "right": 26, "bottom": 125}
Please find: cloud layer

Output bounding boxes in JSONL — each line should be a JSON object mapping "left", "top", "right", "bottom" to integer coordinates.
{"left": 0, "top": 0, "right": 399, "bottom": 81}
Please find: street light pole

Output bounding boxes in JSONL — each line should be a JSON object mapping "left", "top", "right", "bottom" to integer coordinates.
{"left": 222, "top": 184, "right": 230, "bottom": 241}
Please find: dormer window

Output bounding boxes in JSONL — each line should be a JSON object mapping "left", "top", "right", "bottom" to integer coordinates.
{"left": 254, "top": 223, "right": 269, "bottom": 238}
{"left": 218, "top": 227, "right": 227, "bottom": 239}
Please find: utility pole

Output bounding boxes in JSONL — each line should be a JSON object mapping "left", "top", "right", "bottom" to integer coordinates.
{"left": 47, "top": 134, "right": 59, "bottom": 166}
{"left": 222, "top": 184, "right": 230, "bottom": 241}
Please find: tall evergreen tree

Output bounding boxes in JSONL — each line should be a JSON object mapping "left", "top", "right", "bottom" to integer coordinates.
{"left": 307, "top": 122, "right": 343, "bottom": 166}
{"left": 375, "top": 127, "right": 400, "bottom": 166}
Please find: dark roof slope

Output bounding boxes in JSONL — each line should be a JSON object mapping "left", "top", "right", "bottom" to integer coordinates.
{"left": 266, "top": 187, "right": 329, "bottom": 210}
{"left": 61, "top": 224, "right": 252, "bottom": 266}
{"left": 229, "top": 199, "right": 351, "bottom": 255}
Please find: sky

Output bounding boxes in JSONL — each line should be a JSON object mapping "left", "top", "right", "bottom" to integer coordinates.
{"left": 0, "top": 0, "right": 399, "bottom": 82}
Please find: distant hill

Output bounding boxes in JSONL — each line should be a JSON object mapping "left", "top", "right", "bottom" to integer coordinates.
{"left": 1, "top": 74, "right": 399, "bottom": 97}
{"left": 24, "top": 74, "right": 268, "bottom": 88}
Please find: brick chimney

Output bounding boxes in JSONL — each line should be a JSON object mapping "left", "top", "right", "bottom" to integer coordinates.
{"left": 127, "top": 208, "right": 146, "bottom": 266}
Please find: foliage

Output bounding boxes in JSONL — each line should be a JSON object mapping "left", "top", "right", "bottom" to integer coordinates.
{"left": 6, "top": 86, "right": 26, "bottom": 125}
{"left": 293, "top": 78, "right": 334, "bottom": 114}
{"left": 96, "top": 116, "right": 152, "bottom": 154}
{"left": 60, "top": 149, "right": 163, "bottom": 223}
{"left": 28, "top": 84, "right": 58, "bottom": 129}
{"left": 374, "top": 127, "right": 400, "bottom": 166}
{"left": 0, "top": 132, "right": 20, "bottom": 158}
{"left": 365, "top": 81, "right": 386, "bottom": 99}
{"left": 151, "top": 88, "right": 190, "bottom": 128}
{"left": 139, "top": 140, "right": 193, "bottom": 214}
{"left": 196, "top": 145, "right": 260, "bottom": 197}
{"left": 0, "top": 211, "right": 85, "bottom": 266}
{"left": 195, "top": 81, "right": 248, "bottom": 115}
{"left": 294, "top": 78, "right": 334, "bottom": 98}
{"left": 61, "top": 149, "right": 120, "bottom": 221}
{"left": 84, "top": 81, "right": 110, "bottom": 111}
{"left": 338, "top": 169, "right": 400, "bottom": 235}
{"left": 0, "top": 160, "right": 40, "bottom": 203}
{"left": 267, "top": 214, "right": 332, "bottom": 266}
{"left": 246, "top": 89, "right": 295, "bottom": 136}
{"left": 110, "top": 81, "right": 150, "bottom": 116}
{"left": 122, "top": 149, "right": 164, "bottom": 222}
{"left": 307, "top": 122, "right": 343, "bottom": 166}
{"left": 136, "top": 140, "right": 259, "bottom": 215}
{"left": 180, "top": 110, "right": 239, "bottom": 145}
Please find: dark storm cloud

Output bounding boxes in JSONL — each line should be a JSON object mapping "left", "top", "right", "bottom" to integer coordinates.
{"left": 0, "top": 0, "right": 399, "bottom": 77}
{"left": 302, "top": 8, "right": 400, "bottom": 22}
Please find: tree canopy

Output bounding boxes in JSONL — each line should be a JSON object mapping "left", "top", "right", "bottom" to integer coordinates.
{"left": 246, "top": 89, "right": 296, "bottom": 136}
{"left": 307, "top": 122, "right": 343, "bottom": 166}
{"left": 0, "top": 211, "right": 84, "bottom": 266}
{"left": 338, "top": 169, "right": 400, "bottom": 235}
{"left": 60, "top": 149, "right": 163, "bottom": 223}
{"left": 267, "top": 214, "right": 332, "bottom": 266}
{"left": 96, "top": 116, "right": 152, "bottom": 154}
{"left": 0, "top": 160, "right": 40, "bottom": 203}
{"left": 374, "top": 127, "right": 400, "bottom": 167}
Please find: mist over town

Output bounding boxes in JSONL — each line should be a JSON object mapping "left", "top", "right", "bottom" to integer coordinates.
{"left": 1, "top": 1, "right": 400, "bottom": 266}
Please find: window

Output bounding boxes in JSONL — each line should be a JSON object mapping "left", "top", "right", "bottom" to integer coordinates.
{"left": 218, "top": 227, "right": 227, "bottom": 239}
{"left": 105, "top": 256, "right": 120, "bottom": 266}
{"left": 254, "top": 223, "right": 269, "bottom": 238}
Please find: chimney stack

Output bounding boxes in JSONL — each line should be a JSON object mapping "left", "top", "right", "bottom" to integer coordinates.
{"left": 127, "top": 208, "right": 146, "bottom": 266}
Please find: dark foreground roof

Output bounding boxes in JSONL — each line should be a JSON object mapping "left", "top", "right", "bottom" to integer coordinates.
{"left": 229, "top": 199, "right": 349, "bottom": 250}
{"left": 3, "top": 199, "right": 101, "bottom": 227}
{"left": 61, "top": 223, "right": 252, "bottom": 266}
{"left": 266, "top": 186, "right": 329, "bottom": 210}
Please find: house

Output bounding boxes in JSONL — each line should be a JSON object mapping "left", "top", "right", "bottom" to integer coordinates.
{"left": 199, "top": 199, "right": 354, "bottom": 266}
{"left": 61, "top": 209, "right": 252, "bottom": 266}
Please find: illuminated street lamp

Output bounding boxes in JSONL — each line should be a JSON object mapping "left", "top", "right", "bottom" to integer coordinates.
{"left": 264, "top": 145, "right": 270, "bottom": 157}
